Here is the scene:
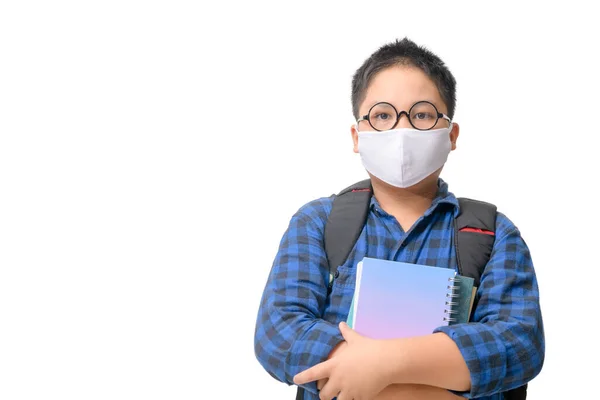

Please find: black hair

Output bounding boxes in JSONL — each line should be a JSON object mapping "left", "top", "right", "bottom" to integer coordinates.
{"left": 351, "top": 37, "right": 457, "bottom": 120}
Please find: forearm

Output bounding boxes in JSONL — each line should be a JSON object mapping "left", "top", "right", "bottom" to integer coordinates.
{"left": 383, "top": 332, "right": 470, "bottom": 391}
{"left": 433, "top": 317, "right": 544, "bottom": 396}
{"left": 255, "top": 314, "right": 343, "bottom": 388}
{"left": 375, "top": 383, "right": 464, "bottom": 400}
{"left": 379, "top": 217, "right": 545, "bottom": 398}
{"left": 254, "top": 200, "right": 341, "bottom": 393}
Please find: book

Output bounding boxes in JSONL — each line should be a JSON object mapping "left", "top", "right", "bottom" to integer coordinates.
{"left": 449, "top": 275, "right": 477, "bottom": 326}
{"left": 346, "top": 257, "right": 475, "bottom": 339}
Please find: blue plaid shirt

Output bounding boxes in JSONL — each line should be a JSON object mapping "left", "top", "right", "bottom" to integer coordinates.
{"left": 254, "top": 179, "right": 545, "bottom": 399}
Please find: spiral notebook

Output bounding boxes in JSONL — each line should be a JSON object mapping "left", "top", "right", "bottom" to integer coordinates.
{"left": 346, "top": 257, "right": 475, "bottom": 340}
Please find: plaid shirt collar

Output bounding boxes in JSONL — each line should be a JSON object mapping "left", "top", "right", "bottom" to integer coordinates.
{"left": 369, "top": 178, "right": 460, "bottom": 218}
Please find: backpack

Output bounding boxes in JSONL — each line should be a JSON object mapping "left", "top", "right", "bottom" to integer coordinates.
{"left": 295, "top": 179, "right": 527, "bottom": 400}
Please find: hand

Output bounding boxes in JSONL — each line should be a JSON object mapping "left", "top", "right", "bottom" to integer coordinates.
{"left": 318, "top": 341, "right": 348, "bottom": 393}
{"left": 317, "top": 378, "right": 327, "bottom": 392}
{"left": 294, "top": 322, "right": 391, "bottom": 400}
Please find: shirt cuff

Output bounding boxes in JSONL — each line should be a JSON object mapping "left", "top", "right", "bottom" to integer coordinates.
{"left": 433, "top": 324, "right": 507, "bottom": 398}
{"left": 287, "top": 320, "right": 344, "bottom": 395}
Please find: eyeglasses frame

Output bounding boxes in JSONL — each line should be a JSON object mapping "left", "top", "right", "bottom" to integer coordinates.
{"left": 356, "top": 100, "right": 452, "bottom": 132}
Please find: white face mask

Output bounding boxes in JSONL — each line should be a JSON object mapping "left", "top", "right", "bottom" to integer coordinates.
{"left": 357, "top": 125, "right": 453, "bottom": 188}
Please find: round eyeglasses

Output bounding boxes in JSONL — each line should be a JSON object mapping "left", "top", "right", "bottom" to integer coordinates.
{"left": 357, "top": 101, "right": 451, "bottom": 131}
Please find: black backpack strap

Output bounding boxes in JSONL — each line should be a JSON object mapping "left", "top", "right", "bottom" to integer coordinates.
{"left": 455, "top": 198, "right": 528, "bottom": 400}
{"left": 295, "top": 386, "right": 304, "bottom": 400}
{"left": 323, "top": 179, "right": 372, "bottom": 291}
{"left": 455, "top": 198, "right": 497, "bottom": 288}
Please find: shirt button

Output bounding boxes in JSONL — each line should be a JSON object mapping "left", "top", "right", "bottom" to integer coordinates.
{"left": 334, "top": 270, "right": 340, "bottom": 278}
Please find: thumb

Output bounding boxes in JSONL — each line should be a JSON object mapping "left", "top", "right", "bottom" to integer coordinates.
{"left": 339, "top": 321, "right": 358, "bottom": 342}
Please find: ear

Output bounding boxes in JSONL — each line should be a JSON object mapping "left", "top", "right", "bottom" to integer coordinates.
{"left": 351, "top": 124, "right": 359, "bottom": 153}
{"left": 450, "top": 122, "right": 460, "bottom": 151}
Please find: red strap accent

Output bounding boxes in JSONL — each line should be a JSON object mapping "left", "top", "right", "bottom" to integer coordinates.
{"left": 459, "top": 227, "right": 495, "bottom": 236}
{"left": 351, "top": 188, "right": 371, "bottom": 192}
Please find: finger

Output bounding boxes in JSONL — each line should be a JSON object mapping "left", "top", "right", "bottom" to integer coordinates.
{"left": 317, "top": 378, "right": 328, "bottom": 391}
{"left": 336, "top": 392, "right": 352, "bottom": 400}
{"left": 318, "top": 378, "right": 340, "bottom": 400}
{"left": 339, "top": 321, "right": 358, "bottom": 342}
{"left": 293, "top": 359, "right": 333, "bottom": 385}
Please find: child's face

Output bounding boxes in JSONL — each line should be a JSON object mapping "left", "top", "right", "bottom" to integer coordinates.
{"left": 351, "top": 65, "right": 458, "bottom": 153}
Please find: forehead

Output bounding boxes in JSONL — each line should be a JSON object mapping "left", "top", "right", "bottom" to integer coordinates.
{"left": 362, "top": 66, "right": 446, "bottom": 113}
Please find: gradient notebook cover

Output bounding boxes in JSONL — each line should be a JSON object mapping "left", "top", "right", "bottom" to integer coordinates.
{"left": 348, "top": 257, "right": 458, "bottom": 340}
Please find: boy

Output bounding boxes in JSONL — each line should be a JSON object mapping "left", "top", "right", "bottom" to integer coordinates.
{"left": 254, "top": 38, "right": 544, "bottom": 400}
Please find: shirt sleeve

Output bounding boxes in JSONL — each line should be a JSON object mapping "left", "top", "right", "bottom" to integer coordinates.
{"left": 254, "top": 198, "right": 344, "bottom": 395}
{"left": 433, "top": 212, "right": 545, "bottom": 398}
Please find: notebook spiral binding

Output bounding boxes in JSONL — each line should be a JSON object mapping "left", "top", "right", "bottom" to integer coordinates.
{"left": 443, "top": 276, "right": 460, "bottom": 323}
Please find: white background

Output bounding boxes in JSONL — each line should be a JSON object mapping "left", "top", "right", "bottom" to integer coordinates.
{"left": 1, "top": 1, "right": 597, "bottom": 398}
